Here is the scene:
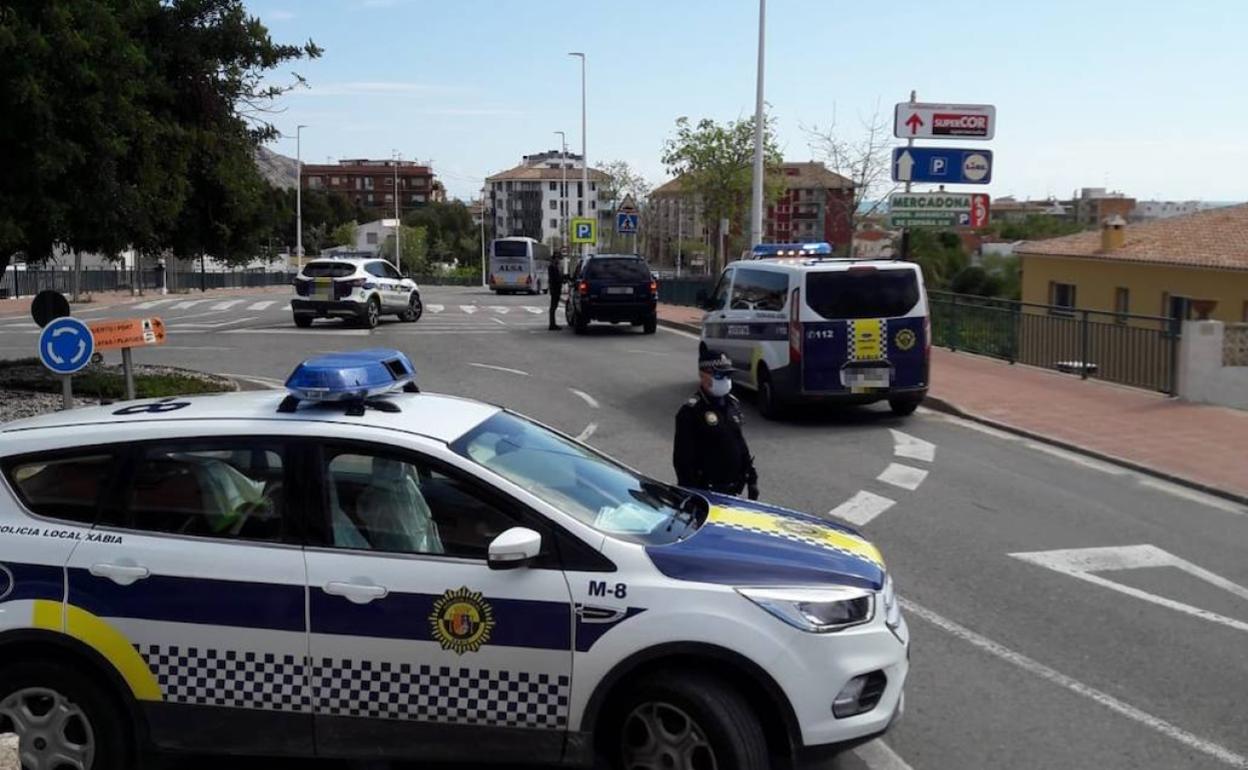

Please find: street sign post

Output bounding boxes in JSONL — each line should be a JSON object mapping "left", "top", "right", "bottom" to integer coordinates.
{"left": 894, "top": 102, "right": 996, "bottom": 140}
{"left": 38, "top": 316, "right": 95, "bottom": 410}
{"left": 616, "top": 212, "right": 639, "bottom": 234}
{"left": 31, "top": 290, "right": 70, "bottom": 328}
{"left": 570, "top": 217, "right": 597, "bottom": 245}
{"left": 889, "top": 193, "right": 990, "bottom": 228}
{"left": 892, "top": 147, "right": 993, "bottom": 184}
{"left": 87, "top": 317, "right": 169, "bottom": 400}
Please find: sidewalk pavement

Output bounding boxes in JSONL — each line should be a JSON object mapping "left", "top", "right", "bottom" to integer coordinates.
{"left": 0, "top": 285, "right": 288, "bottom": 319}
{"left": 656, "top": 303, "right": 1248, "bottom": 503}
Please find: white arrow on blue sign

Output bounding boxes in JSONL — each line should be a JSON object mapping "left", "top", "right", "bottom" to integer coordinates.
{"left": 617, "top": 212, "right": 639, "bottom": 234}
{"left": 38, "top": 317, "right": 95, "bottom": 375}
{"left": 892, "top": 147, "right": 993, "bottom": 185}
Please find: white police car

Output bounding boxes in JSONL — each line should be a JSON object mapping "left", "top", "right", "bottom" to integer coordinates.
{"left": 0, "top": 350, "right": 908, "bottom": 770}
{"left": 292, "top": 257, "right": 422, "bottom": 329}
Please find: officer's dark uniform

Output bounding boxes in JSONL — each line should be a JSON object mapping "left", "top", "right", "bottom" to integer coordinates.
{"left": 547, "top": 257, "right": 564, "bottom": 330}
{"left": 673, "top": 352, "right": 759, "bottom": 498}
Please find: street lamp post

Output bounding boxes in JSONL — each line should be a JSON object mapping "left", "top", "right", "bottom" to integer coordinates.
{"left": 296, "top": 125, "right": 307, "bottom": 269}
{"left": 569, "top": 53, "right": 588, "bottom": 256}
{"left": 554, "top": 130, "right": 567, "bottom": 255}
{"left": 749, "top": 0, "right": 766, "bottom": 249}
{"left": 393, "top": 150, "right": 402, "bottom": 270}
{"left": 480, "top": 180, "right": 488, "bottom": 288}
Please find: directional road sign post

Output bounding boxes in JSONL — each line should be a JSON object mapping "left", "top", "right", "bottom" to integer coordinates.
{"left": 38, "top": 316, "right": 95, "bottom": 410}
{"left": 889, "top": 193, "right": 991, "bottom": 228}
{"left": 570, "top": 217, "right": 597, "bottom": 245}
{"left": 894, "top": 102, "right": 996, "bottom": 140}
{"left": 88, "top": 317, "right": 168, "bottom": 400}
{"left": 892, "top": 147, "right": 993, "bottom": 185}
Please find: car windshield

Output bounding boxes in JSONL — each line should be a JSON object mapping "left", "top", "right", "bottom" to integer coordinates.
{"left": 450, "top": 412, "right": 702, "bottom": 544}
{"left": 585, "top": 259, "right": 650, "bottom": 282}
{"left": 302, "top": 262, "right": 355, "bottom": 278}
{"left": 804, "top": 268, "right": 920, "bottom": 319}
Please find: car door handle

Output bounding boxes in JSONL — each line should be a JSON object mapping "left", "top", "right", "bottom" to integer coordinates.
{"left": 324, "top": 581, "right": 388, "bottom": 604}
{"left": 89, "top": 563, "right": 150, "bottom": 586}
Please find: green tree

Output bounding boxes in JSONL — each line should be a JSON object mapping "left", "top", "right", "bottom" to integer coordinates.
{"left": 403, "top": 201, "right": 475, "bottom": 264}
{"left": 661, "top": 115, "right": 784, "bottom": 270}
{"left": 0, "top": 1, "right": 320, "bottom": 272}
{"left": 330, "top": 221, "right": 358, "bottom": 248}
{"left": 379, "top": 225, "right": 429, "bottom": 274}
{"left": 989, "top": 214, "right": 1084, "bottom": 242}
{"left": 908, "top": 229, "right": 969, "bottom": 290}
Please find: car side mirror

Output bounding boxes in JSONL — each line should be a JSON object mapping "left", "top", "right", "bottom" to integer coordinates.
{"left": 488, "top": 527, "right": 542, "bottom": 570}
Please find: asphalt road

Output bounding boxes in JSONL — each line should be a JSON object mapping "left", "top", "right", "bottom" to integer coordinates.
{"left": 6, "top": 286, "right": 1246, "bottom": 770}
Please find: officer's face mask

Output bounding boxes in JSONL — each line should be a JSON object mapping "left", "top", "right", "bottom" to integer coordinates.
{"left": 707, "top": 375, "right": 732, "bottom": 398}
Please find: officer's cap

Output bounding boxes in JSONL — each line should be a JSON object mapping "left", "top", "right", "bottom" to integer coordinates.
{"left": 698, "top": 347, "right": 733, "bottom": 374}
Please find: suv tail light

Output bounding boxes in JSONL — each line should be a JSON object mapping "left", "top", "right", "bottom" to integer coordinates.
{"left": 650, "top": 279, "right": 658, "bottom": 298}
{"left": 578, "top": 280, "right": 588, "bottom": 296}
{"left": 789, "top": 287, "right": 802, "bottom": 365}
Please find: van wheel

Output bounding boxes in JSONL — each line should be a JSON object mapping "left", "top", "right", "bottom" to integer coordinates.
{"left": 757, "top": 370, "right": 785, "bottom": 421}
{"left": 889, "top": 396, "right": 922, "bottom": 416}
{"left": 0, "top": 659, "right": 133, "bottom": 770}
{"left": 573, "top": 308, "right": 589, "bottom": 335}
{"left": 606, "top": 672, "right": 768, "bottom": 770}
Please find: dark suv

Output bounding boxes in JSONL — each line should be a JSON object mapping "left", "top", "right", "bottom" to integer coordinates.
{"left": 565, "top": 254, "right": 658, "bottom": 334}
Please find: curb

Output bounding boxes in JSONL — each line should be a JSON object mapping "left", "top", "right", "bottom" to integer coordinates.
{"left": 923, "top": 394, "right": 1248, "bottom": 507}
{"left": 656, "top": 316, "right": 701, "bottom": 335}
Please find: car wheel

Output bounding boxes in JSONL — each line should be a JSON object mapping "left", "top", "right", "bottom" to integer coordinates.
{"left": 0, "top": 659, "right": 134, "bottom": 770}
{"left": 399, "top": 293, "right": 423, "bottom": 322}
{"left": 607, "top": 672, "right": 768, "bottom": 770}
{"left": 757, "top": 369, "right": 786, "bottom": 421}
{"left": 361, "top": 297, "right": 381, "bottom": 329}
{"left": 573, "top": 308, "right": 589, "bottom": 335}
{"left": 643, "top": 316, "right": 657, "bottom": 335}
{"left": 293, "top": 315, "right": 313, "bottom": 328}
{"left": 889, "top": 396, "right": 922, "bottom": 416}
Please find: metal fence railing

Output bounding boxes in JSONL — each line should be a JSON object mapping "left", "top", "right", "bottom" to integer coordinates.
{"left": 1, "top": 268, "right": 296, "bottom": 298}
{"left": 929, "top": 291, "right": 1179, "bottom": 394}
{"left": 658, "top": 277, "right": 714, "bottom": 307}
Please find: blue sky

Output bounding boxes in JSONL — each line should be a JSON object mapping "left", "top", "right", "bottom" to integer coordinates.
{"left": 255, "top": 0, "right": 1246, "bottom": 203}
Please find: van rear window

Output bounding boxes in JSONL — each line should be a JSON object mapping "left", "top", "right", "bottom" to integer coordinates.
{"left": 586, "top": 259, "right": 650, "bottom": 281}
{"left": 805, "top": 268, "right": 920, "bottom": 319}
{"left": 493, "top": 240, "right": 529, "bottom": 258}
{"left": 303, "top": 262, "right": 355, "bottom": 278}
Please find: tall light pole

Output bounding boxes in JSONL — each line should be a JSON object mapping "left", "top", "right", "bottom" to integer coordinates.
{"left": 554, "top": 130, "right": 567, "bottom": 254}
{"left": 569, "top": 52, "right": 588, "bottom": 256}
{"left": 749, "top": 0, "right": 766, "bottom": 249}
{"left": 296, "top": 124, "right": 307, "bottom": 269}
{"left": 392, "top": 150, "right": 402, "bottom": 269}
{"left": 480, "top": 179, "right": 488, "bottom": 288}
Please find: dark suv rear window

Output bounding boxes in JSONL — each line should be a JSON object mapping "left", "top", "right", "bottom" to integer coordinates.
{"left": 303, "top": 262, "right": 355, "bottom": 278}
{"left": 585, "top": 259, "right": 650, "bottom": 281}
{"left": 805, "top": 268, "right": 920, "bottom": 319}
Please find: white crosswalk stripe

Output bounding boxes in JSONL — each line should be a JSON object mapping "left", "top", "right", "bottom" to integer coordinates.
{"left": 171, "top": 300, "right": 205, "bottom": 310}
{"left": 488, "top": 306, "right": 509, "bottom": 314}
{"left": 427, "top": 304, "right": 445, "bottom": 313}
{"left": 211, "top": 300, "right": 244, "bottom": 310}
{"left": 247, "top": 300, "right": 276, "bottom": 311}
{"left": 460, "top": 305, "right": 477, "bottom": 314}
{"left": 133, "top": 299, "right": 174, "bottom": 309}
{"left": 522, "top": 306, "right": 543, "bottom": 314}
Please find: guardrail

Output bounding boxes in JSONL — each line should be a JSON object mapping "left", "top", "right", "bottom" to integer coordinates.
{"left": 658, "top": 277, "right": 713, "bottom": 307}
{"left": 929, "top": 291, "right": 1179, "bottom": 394}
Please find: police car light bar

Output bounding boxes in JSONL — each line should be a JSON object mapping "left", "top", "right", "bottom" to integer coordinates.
{"left": 750, "top": 242, "right": 833, "bottom": 259}
{"left": 281, "top": 349, "right": 418, "bottom": 414}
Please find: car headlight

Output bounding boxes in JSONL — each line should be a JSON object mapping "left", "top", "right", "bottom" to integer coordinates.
{"left": 881, "top": 574, "right": 901, "bottom": 630}
{"left": 737, "top": 586, "right": 874, "bottom": 633}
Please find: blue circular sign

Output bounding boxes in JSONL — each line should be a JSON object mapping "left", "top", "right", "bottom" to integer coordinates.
{"left": 38, "top": 317, "right": 95, "bottom": 375}
{"left": 0, "top": 564, "right": 13, "bottom": 601}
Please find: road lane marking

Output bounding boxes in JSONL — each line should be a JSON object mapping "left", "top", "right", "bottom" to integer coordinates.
{"left": 224, "top": 328, "right": 369, "bottom": 336}
{"left": 171, "top": 300, "right": 206, "bottom": 310}
{"left": 246, "top": 300, "right": 276, "bottom": 311}
{"left": 576, "top": 422, "right": 597, "bottom": 442}
{"left": 488, "top": 305, "right": 509, "bottom": 314}
{"left": 900, "top": 597, "right": 1248, "bottom": 768}
{"left": 489, "top": 316, "right": 507, "bottom": 326}
{"left": 133, "top": 299, "right": 174, "bottom": 309}
{"left": 569, "top": 389, "right": 600, "bottom": 408}
{"left": 877, "top": 463, "right": 929, "bottom": 491}
{"left": 210, "top": 300, "right": 244, "bottom": 310}
{"left": 179, "top": 316, "right": 256, "bottom": 329}
{"left": 1137, "top": 477, "right": 1247, "bottom": 515}
{"left": 1025, "top": 441, "right": 1129, "bottom": 475}
{"left": 468, "top": 362, "right": 529, "bottom": 376}
{"left": 221, "top": 373, "right": 285, "bottom": 390}
{"left": 889, "top": 429, "right": 935, "bottom": 463}
{"left": 929, "top": 412, "right": 1020, "bottom": 441}
{"left": 625, "top": 348, "right": 672, "bottom": 357}
{"left": 657, "top": 326, "right": 701, "bottom": 341}
{"left": 427, "top": 304, "right": 444, "bottom": 313}
{"left": 460, "top": 305, "right": 477, "bottom": 314}
{"left": 1011, "top": 545, "right": 1248, "bottom": 634}
{"left": 827, "top": 491, "right": 895, "bottom": 527}
{"left": 523, "top": 306, "right": 543, "bottom": 314}
{"left": 854, "top": 741, "right": 914, "bottom": 770}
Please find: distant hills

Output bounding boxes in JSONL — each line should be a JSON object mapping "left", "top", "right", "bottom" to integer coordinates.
{"left": 255, "top": 145, "right": 298, "bottom": 190}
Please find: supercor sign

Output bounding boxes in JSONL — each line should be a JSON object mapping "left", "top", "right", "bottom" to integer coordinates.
{"left": 894, "top": 103, "right": 996, "bottom": 140}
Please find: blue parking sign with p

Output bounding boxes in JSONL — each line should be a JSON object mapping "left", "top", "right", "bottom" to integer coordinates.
{"left": 570, "top": 217, "right": 596, "bottom": 244}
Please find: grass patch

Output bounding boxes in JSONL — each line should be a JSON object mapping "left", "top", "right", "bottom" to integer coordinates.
{"left": 0, "top": 358, "right": 233, "bottom": 400}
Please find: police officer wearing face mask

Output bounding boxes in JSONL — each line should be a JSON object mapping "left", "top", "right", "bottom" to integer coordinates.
{"left": 673, "top": 345, "right": 760, "bottom": 499}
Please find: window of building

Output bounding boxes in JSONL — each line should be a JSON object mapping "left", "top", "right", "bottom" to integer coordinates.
{"left": 1242, "top": 301, "right": 1248, "bottom": 323}
{"left": 506, "top": 182, "right": 513, "bottom": 192}
{"left": 384, "top": 193, "right": 393, "bottom": 203}
{"left": 322, "top": 448, "right": 520, "bottom": 559}
{"left": 550, "top": 200, "right": 557, "bottom": 210}
{"left": 307, "top": 176, "right": 323, "bottom": 189}
{"left": 354, "top": 178, "right": 363, "bottom": 190}
{"left": 366, "top": 193, "right": 375, "bottom": 204}
{"left": 549, "top": 182, "right": 557, "bottom": 191}
{"left": 366, "top": 232, "right": 379, "bottom": 245}
{"left": 729, "top": 268, "right": 789, "bottom": 312}
{"left": 119, "top": 441, "right": 288, "bottom": 542}
{"left": 590, "top": 201, "right": 596, "bottom": 210}
{"left": 3, "top": 452, "right": 118, "bottom": 525}
{"left": 331, "top": 176, "right": 342, "bottom": 186}
{"left": 411, "top": 194, "right": 420, "bottom": 203}
{"left": 385, "top": 177, "right": 393, "bottom": 187}
{"left": 1114, "top": 287, "right": 1130, "bottom": 322}
{"left": 1049, "top": 282, "right": 1077, "bottom": 314}
{"left": 550, "top": 218, "right": 558, "bottom": 229}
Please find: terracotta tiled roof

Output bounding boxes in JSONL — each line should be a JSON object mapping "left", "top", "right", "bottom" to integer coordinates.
{"left": 652, "top": 162, "right": 853, "bottom": 197}
{"left": 1017, "top": 203, "right": 1248, "bottom": 270}
{"left": 487, "top": 164, "right": 610, "bottom": 183}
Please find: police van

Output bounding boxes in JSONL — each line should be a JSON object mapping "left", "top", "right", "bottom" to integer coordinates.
{"left": 0, "top": 350, "right": 908, "bottom": 770}
{"left": 700, "top": 243, "right": 930, "bottom": 419}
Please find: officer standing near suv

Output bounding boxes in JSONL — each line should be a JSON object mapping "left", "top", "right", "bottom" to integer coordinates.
{"left": 673, "top": 346, "right": 760, "bottom": 499}
{"left": 547, "top": 252, "right": 565, "bottom": 331}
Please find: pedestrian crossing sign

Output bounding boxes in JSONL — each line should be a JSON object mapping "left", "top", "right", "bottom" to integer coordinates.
{"left": 570, "top": 218, "right": 596, "bottom": 244}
